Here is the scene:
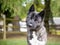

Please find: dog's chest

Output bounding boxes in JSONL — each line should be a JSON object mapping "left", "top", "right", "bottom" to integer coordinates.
{"left": 29, "top": 31, "right": 42, "bottom": 45}
{"left": 29, "top": 27, "right": 47, "bottom": 45}
{"left": 29, "top": 31, "right": 38, "bottom": 45}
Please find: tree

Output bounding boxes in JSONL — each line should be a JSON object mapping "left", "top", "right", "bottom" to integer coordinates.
{"left": 51, "top": 0, "right": 60, "bottom": 17}
{"left": 44, "top": 0, "right": 53, "bottom": 33}
{"left": 34, "top": 0, "right": 44, "bottom": 12}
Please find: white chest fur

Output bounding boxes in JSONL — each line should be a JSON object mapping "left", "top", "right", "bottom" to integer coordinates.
{"left": 29, "top": 28, "right": 47, "bottom": 45}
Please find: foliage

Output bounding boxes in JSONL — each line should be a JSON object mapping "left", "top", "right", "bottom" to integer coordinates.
{"left": 0, "top": 0, "right": 45, "bottom": 19}
{"left": 34, "top": 0, "right": 44, "bottom": 12}
{"left": 0, "top": 0, "right": 60, "bottom": 19}
{"left": 0, "top": 0, "right": 31, "bottom": 19}
{"left": 51, "top": 0, "right": 60, "bottom": 17}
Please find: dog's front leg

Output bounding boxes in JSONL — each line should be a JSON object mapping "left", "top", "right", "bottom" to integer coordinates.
{"left": 27, "top": 30, "right": 33, "bottom": 45}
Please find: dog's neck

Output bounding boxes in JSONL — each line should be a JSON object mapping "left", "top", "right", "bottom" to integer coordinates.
{"left": 36, "top": 21, "right": 44, "bottom": 31}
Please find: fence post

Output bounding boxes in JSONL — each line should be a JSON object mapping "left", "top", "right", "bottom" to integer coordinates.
{"left": 2, "top": 14, "right": 6, "bottom": 40}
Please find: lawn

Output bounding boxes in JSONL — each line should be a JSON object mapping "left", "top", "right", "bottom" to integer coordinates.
{"left": 0, "top": 36, "right": 60, "bottom": 45}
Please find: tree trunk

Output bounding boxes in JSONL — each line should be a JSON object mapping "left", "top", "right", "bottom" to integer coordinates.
{"left": 44, "top": 0, "right": 51, "bottom": 33}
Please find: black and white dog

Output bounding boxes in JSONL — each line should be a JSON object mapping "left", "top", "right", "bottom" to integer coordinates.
{"left": 26, "top": 4, "right": 47, "bottom": 45}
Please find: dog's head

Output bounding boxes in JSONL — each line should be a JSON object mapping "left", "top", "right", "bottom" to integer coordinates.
{"left": 26, "top": 4, "right": 45, "bottom": 30}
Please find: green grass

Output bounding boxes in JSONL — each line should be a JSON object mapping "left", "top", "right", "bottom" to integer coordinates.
{"left": 0, "top": 36, "right": 60, "bottom": 45}
{"left": 47, "top": 40, "right": 60, "bottom": 45}
{"left": 0, "top": 38, "right": 27, "bottom": 45}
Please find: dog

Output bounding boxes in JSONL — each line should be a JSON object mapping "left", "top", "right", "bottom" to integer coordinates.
{"left": 26, "top": 4, "right": 47, "bottom": 45}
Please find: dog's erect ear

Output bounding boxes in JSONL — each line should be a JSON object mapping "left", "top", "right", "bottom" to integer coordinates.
{"left": 28, "top": 4, "right": 35, "bottom": 13}
{"left": 38, "top": 10, "right": 45, "bottom": 19}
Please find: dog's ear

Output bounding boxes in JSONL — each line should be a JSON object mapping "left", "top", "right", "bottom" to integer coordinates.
{"left": 28, "top": 4, "right": 35, "bottom": 14}
{"left": 38, "top": 10, "right": 45, "bottom": 19}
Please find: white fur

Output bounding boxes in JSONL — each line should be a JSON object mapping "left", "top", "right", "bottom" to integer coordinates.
{"left": 29, "top": 31, "right": 46, "bottom": 45}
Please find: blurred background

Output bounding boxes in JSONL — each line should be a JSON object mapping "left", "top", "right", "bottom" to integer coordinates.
{"left": 0, "top": 0, "right": 60, "bottom": 45}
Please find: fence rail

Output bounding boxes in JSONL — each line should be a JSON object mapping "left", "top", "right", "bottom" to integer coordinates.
{"left": 0, "top": 15, "right": 23, "bottom": 40}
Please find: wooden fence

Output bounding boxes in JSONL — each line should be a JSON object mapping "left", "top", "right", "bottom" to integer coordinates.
{"left": 0, "top": 15, "right": 6, "bottom": 40}
{"left": 0, "top": 14, "right": 27, "bottom": 40}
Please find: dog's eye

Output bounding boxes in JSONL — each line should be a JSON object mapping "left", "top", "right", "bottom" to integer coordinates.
{"left": 35, "top": 18, "right": 37, "bottom": 21}
{"left": 34, "top": 16, "right": 38, "bottom": 21}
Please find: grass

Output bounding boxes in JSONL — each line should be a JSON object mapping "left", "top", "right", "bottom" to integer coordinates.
{"left": 0, "top": 36, "right": 60, "bottom": 45}
{"left": 0, "top": 37, "right": 27, "bottom": 45}
{"left": 47, "top": 35, "right": 60, "bottom": 45}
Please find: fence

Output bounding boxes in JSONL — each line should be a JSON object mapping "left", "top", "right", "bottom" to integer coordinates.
{"left": 0, "top": 14, "right": 27, "bottom": 40}
{"left": 0, "top": 15, "right": 6, "bottom": 40}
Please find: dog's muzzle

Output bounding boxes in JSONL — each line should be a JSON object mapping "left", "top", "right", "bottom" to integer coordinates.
{"left": 28, "top": 23, "right": 33, "bottom": 27}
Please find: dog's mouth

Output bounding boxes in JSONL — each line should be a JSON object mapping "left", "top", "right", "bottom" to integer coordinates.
{"left": 27, "top": 24, "right": 32, "bottom": 27}
{"left": 28, "top": 25, "right": 32, "bottom": 27}
{"left": 27, "top": 23, "right": 32, "bottom": 27}
{"left": 29, "top": 26, "right": 40, "bottom": 30}
{"left": 28, "top": 26, "right": 38, "bottom": 29}
{"left": 28, "top": 25, "right": 34, "bottom": 29}
{"left": 27, "top": 24, "right": 40, "bottom": 30}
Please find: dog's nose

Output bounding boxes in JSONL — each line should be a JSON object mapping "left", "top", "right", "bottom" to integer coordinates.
{"left": 28, "top": 23, "right": 33, "bottom": 27}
